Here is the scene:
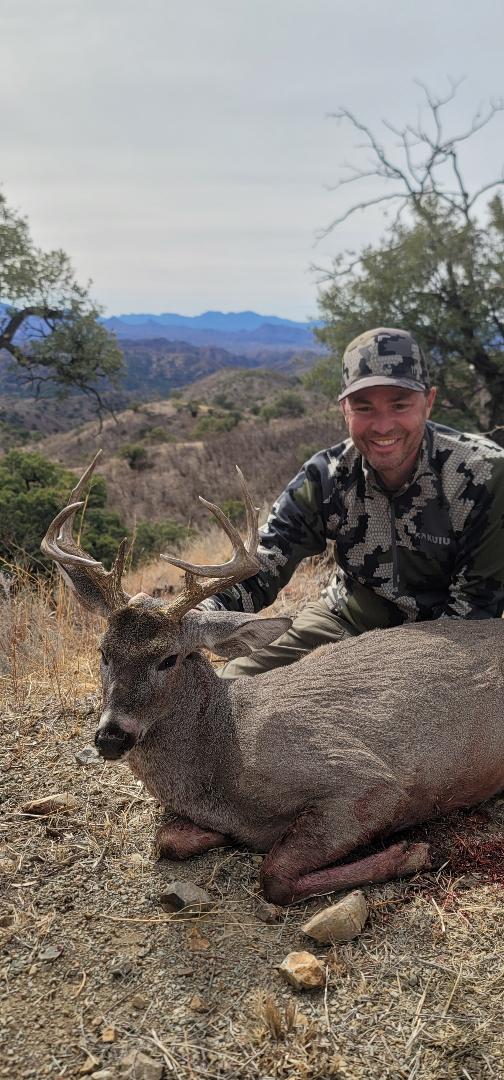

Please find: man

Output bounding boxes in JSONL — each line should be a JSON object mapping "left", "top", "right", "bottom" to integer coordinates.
{"left": 202, "top": 327, "right": 504, "bottom": 678}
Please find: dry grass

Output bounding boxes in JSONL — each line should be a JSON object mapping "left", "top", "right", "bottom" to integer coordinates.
{"left": 1, "top": 542, "right": 504, "bottom": 1079}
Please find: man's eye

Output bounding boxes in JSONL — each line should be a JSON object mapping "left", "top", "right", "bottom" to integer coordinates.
{"left": 157, "top": 655, "right": 177, "bottom": 671}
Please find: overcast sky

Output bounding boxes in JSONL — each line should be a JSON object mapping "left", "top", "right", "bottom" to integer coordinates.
{"left": 2, "top": 0, "right": 504, "bottom": 320}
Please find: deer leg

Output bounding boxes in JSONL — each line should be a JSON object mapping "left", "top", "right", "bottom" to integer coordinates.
{"left": 155, "top": 815, "right": 229, "bottom": 860}
{"left": 260, "top": 809, "right": 431, "bottom": 905}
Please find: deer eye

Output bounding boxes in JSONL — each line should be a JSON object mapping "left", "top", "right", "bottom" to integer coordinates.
{"left": 100, "top": 650, "right": 109, "bottom": 666}
{"left": 157, "top": 654, "right": 177, "bottom": 671}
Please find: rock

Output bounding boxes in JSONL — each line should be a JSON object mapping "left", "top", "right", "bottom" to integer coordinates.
{"left": 159, "top": 881, "right": 213, "bottom": 916}
{"left": 189, "top": 993, "right": 209, "bottom": 1012}
{"left": 109, "top": 957, "right": 134, "bottom": 979}
{"left": 101, "top": 1025, "right": 117, "bottom": 1042}
{"left": 20, "top": 793, "right": 79, "bottom": 815}
{"left": 118, "top": 1050, "right": 163, "bottom": 1080}
{"left": 38, "top": 944, "right": 64, "bottom": 962}
{"left": 90, "top": 1072, "right": 115, "bottom": 1080}
{"left": 75, "top": 745, "right": 101, "bottom": 766}
{"left": 80, "top": 1056, "right": 100, "bottom": 1075}
{"left": 130, "top": 993, "right": 149, "bottom": 1010}
{"left": 125, "top": 853, "right": 145, "bottom": 868}
{"left": 254, "top": 899, "right": 281, "bottom": 923}
{"left": 278, "top": 951, "right": 326, "bottom": 990}
{"left": 186, "top": 927, "right": 210, "bottom": 952}
{"left": 301, "top": 890, "right": 369, "bottom": 944}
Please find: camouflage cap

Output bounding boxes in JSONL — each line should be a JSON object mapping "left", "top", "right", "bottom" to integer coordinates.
{"left": 339, "top": 327, "right": 429, "bottom": 401}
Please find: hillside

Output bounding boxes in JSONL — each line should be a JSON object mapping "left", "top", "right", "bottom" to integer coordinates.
{"left": 0, "top": 338, "right": 321, "bottom": 443}
{"left": 27, "top": 368, "right": 342, "bottom": 529}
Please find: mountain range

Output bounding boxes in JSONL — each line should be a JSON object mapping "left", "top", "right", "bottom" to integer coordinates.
{"left": 100, "top": 310, "right": 321, "bottom": 351}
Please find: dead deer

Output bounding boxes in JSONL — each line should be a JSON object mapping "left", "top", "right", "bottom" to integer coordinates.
{"left": 41, "top": 452, "right": 504, "bottom": 904}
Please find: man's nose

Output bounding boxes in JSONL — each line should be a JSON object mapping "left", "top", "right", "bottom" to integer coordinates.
{"left": 371, "top": 412, "right": 397, "bottom": 434}
{"left": 95, "top": 721, "right": 136, "bottom": 760}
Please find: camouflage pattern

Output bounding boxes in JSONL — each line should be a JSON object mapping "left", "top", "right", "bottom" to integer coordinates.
{"left": 339, "top": 327, "right": 429, "bottom": 400}
{"left": 205, "top": 421, "right": 504, "bottom": 632}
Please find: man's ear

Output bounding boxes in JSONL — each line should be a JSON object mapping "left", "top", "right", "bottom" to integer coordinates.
{"left": 195, "top": 611, "right": 292, "bottom": 659}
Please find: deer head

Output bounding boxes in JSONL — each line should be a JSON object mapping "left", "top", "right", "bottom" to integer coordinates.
{"left": 41, "top": 453, "right": 291, "bottom": 759}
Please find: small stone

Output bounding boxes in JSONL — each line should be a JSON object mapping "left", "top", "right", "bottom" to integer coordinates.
{"left": 80, "top": 1056, "right": 100, "bottom": 1076}
{"left": 172, "top": 965, "right": 194, "bottom": 977}
{"left": 118, "top": 1050, "right": 163, "bottom": 1080}
{"left": 130, "top": 993, "right": 149, "bottom": 1010}
{"left": 101, "top": 1025, "right": 117, "bottom": 1042}
{"left": 38, "top": 944, "right": 64, "bottom": 962}
{"left": 301, "top": 890, "right": 369, "bottom": 944}
{"left": 109, "top": 957, "right": 134, "bottom": 979}
{"left": 254, "top": 899, "right": 281, "bottom": 923}
{"left": 186, "top": 927, "right": 210, "bottom": 952}
{"left": 75, "top": 745, "right": 101, "bottom": 766}
{"left": 159, "top": 881, "right": 213, "bottom": 916}
{"left": 125, "top": 853, "right": 144, "bottom": 868}
{"left": 189, "top": 993, "right": 209, "bottom": 1012}
{"left": 90, "top": 1072, "right": 115, "bottom": 1080}
{"left": 21, "top": 793, "right": 79, "bottom": 815}
{"left": 0, "top": 858, "right": 16, "bottom": 875}
{"left": 278, "top": 951, "right": 326, "bottom": 990}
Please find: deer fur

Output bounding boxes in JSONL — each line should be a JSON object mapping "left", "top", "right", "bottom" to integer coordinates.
{"left": 42, "top": 458, "right": 504, "bottom": 904}
{"left": 95, "top": 604, "right": 504, "bottom": 903}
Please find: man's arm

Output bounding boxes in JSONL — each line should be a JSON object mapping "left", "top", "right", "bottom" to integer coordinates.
{"left": 201, "top": 455, "right": 335, "bottom": 613}
{"left": 440, "top": 456, "right": 504, "bottom": 620}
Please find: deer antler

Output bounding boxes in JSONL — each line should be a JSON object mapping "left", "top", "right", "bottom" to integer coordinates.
{"left": 41, "top": 450, "right": 131, "bottom": 615}
{"left": 159, "top": 466, "right": 261, "bottom": 619}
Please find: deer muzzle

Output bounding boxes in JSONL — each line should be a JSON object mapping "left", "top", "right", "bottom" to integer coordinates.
{"left": 94, "top": 718, "right": 137, "bottom": 760}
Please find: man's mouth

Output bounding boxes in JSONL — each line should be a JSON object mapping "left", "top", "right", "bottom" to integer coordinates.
{"left": 370, "top": 437, "right": 401, "bottom": 448}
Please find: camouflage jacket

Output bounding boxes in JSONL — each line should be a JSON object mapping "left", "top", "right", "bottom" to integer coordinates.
{"left": 207, "top": 421, "right": 504, "bottom": 632}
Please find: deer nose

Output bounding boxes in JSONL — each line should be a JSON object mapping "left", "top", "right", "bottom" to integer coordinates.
{"left": 94, "top": 721, "right": 136, "bottom": 760}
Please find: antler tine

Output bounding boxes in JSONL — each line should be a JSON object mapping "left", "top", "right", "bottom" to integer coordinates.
{"left": 236, "top": 465, "right": 260, "bottom": 554}
{"left": 41, "top": 453, "right": 131, "bottom": 614}
{"left": 159, "top": 467, "right": 261, "bottom": 618}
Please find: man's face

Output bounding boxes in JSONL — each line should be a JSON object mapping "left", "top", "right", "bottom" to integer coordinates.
{"left": 340, "top": 384, "right": 437, "bottom": 488}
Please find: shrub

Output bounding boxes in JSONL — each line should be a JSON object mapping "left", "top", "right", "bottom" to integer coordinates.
{"left": 193, "top": 413, "right": 240, "bottom": 437}
{"left": 138, "top": 425, "right": 175, "bottom": 444}
{"left": 118, "top": 443, "right": 151, "bottom": 469}
{"left": 0, "top": 450, "right": 127, "bottom": 572}
{"left": 131, "top": 520, "right": 196, "bottom": 566}
{"left": 219, "top": 497, "right": 245, "bottom": 525}
{"left": 260, "top": 391, "right": 306, "bottom": 422}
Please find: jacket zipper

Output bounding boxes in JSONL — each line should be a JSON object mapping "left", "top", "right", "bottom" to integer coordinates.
{"left": 389, "top": 497, "right": 399, "bottom": 593}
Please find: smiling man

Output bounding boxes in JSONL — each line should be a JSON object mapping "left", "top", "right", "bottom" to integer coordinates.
{"left": 201, "top": 327, "right": 504, "bottom": 678}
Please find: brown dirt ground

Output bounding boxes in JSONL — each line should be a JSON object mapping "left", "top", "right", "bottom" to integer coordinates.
{"left": 1, "top": 558, "right": 504, "bottom": 1079}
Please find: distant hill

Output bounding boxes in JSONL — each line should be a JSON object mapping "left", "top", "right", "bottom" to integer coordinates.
{"left": 101, "top": 310, "right": 321, "bottom": 351}
{"left": 27, "top": 367, "right": 342, "bottom": 530}
{"left": 0, "top": 335, "right": 321, "bottom": 441}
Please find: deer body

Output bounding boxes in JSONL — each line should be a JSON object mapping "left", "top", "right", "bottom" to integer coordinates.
{"left": 42, "top": 454, "right": 504, "bottom": 904}
{"left": 103, "top": 611, "right": 504, "bottom": 903}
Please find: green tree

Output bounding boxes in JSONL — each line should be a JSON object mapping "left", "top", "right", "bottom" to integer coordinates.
{"left": 314, "top": 83, "right": 504, "bottom": 441}
{"left": 118, "top": 442, "right": 151, "bottom": 470}
{"left": 260, "top": 390, "right": 306, "bottom": 422}
{"left": 131, "top": 520, "right": 196, "bottom": 565}
{"left": 0, "top": 450, "right": 127, "bottom": 571}
{"left": 0, "top": 189, "right": 122, "bottom": 415}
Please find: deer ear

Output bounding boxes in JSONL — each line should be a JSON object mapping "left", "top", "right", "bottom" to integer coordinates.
{"left": 196, "top": 612, "right": 292, "bottom": 659}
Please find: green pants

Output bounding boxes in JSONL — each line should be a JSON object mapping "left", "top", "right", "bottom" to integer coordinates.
{"left": 218, "top": 598, "right": 359, "bottom": 679}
